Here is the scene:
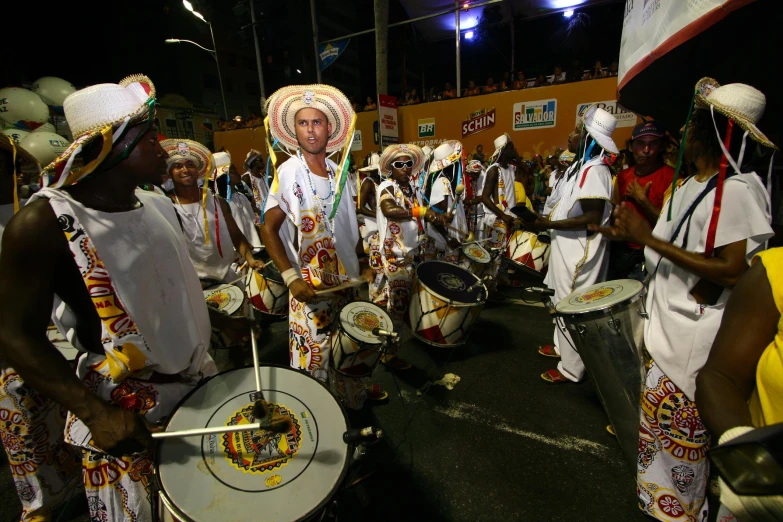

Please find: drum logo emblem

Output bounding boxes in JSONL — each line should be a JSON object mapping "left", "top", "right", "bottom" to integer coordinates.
{"left": 573, "top": 287, "right": 614, "bottom": 304}
{"left": 222, "top": 404, "right": 302, "bottom": 474}
{"left": 437, "top": 273, "right": 465, "bottom": 291}
{"left": 353, "top": 311, "right": 380, "bottom": 333}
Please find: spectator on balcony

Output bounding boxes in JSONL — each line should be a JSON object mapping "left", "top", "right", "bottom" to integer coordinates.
{"left": 349, "top": 96, "right": 359, "bottom": 113}
{"left": 442, "top": 82, "right": 456, "bottom": 99}
{"left": 500, "top": 72, "right": 511, "bottom": 91}
{"left": 609, "top": 61, "right": 619, "bottom": 76}
{"left": 464, "top": 80, "right": 481, "bottom": 97}
{"left": 469, "top": 144, "right": 487, "bottom": 165}
{"left": 410, "top": 89, "right": 421, "bottom": 104}
{"left": 363, "top": 96, "right": 377, "bottom": 111}
{"left": 533, "top": 74, "right": 546, "bottom": 88}
{"left": 513, "top": 71, "right": 526, "bottom": 89}
{"left": 483, "top": 77, "right": 499, "bottom": 94}
{"left": 590, "top": 61, "right": 607, "bottom": 79}
{"left": 426, "top": 87, "right": 438, "bottom": 102}
{"left": 567, "top": 59, "right": 583, "bottom": 82}
{"left": 552, "top": 66, "right": 565, "bottom": 84}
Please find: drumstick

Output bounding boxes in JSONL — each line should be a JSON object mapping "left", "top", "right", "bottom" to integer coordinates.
{"left": 151, "top": 415, "right": 293, "bottom": 439}
{"left": 460, "top": 238, "right": 493, "bottom": 246}
{"left": 314, "top": 279, "right": 366, "bottom": 295}
{"left": 245, "top": 293, "right": 263, "bottom": 395}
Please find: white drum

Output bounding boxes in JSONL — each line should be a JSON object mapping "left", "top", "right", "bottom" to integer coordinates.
{"left": 459, "top": 243, "right": 492, "bottom": 279}
{"left": 331, "top": 301, "right": 393, "bottom": 377}
{"left": 156, "top": 366, "right": 350, "bottom": 522}
{"left": 246, "top": 262, "right": 289, "bottom": 318}
{"left": 203, "top": 284, "right": 244, "bottom": 316}
{"left": 505, "top": 230, "right": 550, "bottom": 277}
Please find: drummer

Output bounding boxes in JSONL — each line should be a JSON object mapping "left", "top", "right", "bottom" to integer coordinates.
{"left": 213, "top": 151, "right": 263, "bottom": 250}
{"left": 478, "top": 133, "right": 518, "bottom": 294}
{"left": 0, "top": 74, "right": 254, "bottom": 521}
{"left": 357, "top": 152, "right": 385, "bottom": 302}
{"left": 376, "top": 143, "right": 439, "bottom": 369}
{"left": 260, "top": 84, "right": 382, "bottom": 409}
{"left": 423, "top": 141, "right": 468, "bottom": 264}
{"left": 525, "top": 106, "right": 617, "bottom": 384}
{"left": 593, "top": 78, "right": 775, "bottom": 521}
{"left": 464, "top": 159, "right": 485, "bottom": 234}
{"left": 163, "top": 139, "right": 264, "bottom": 285}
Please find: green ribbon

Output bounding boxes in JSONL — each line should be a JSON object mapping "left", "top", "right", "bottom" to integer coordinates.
{"left": 329, "top": 156, "right": 350, "bottom": 220}
{"left": 668, "top": 91, "right": 697, "bottom": 221}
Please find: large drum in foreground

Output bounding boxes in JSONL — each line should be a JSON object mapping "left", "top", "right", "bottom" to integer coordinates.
{"left": 556, "top": 279, "right": 646, "bottom": 469}
{"left": 505, "top": 230, "right": 550, "bottom": 277}
{"left": 156, "top": 366, "right": 350, "bottom": 521}
{"left": 408, "top": 261, "right": 487, "bottom": 347}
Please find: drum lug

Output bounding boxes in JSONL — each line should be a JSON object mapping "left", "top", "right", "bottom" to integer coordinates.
{"left": 607, "top": 318, "right": 622, "bottom": 334}
{"left": 567, "top": 324, "right": 586, "bottom": 336}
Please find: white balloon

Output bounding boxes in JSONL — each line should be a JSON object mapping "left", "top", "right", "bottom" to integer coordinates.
{"left": 0, "top": 87, "right": 50, "bottom": 130}
{"left": 1, "top": 127, "right": 31, "bottom": 144}
{"left": 31, "top": 77, "right": 76, "bottom": 109}
{"left": 19, "top": 131, "right": 70, "bottom": 165}
{"left": 33, "top": 122, "right": 56, "bottom": 133}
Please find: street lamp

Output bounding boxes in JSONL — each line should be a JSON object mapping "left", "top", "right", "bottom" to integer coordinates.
{"left": 168, "top": 0, "right": 229, "bottom": 120}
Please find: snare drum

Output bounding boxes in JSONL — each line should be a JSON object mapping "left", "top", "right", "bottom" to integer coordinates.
{"left": 246, "top": 261, "right": 289, "bottom": 318}
{"left": 505, "top": 230, "right": 550, "bottom": 277}
{"left": 408, "top": 261, "right": 487, "bottom": 347}
{"left": 331, "top": 302, "right": 393, "bottom": 377}
{"left": 156, "top": 366, "right": 349, "bottom": 522}
{"left": 556, "top": 279, "right": 646, "bottom": 470}
{"left": 459, "top": 243, "right": 492, "bottom": 279}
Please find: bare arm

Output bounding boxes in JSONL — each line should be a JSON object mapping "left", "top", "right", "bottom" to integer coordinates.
{"left": 359, "top": 180, "right": 377, "bottom": 219}
{"left": 480, "top": 166, "right": 510, "bottom": 223}
{"left": 260, "top": 206, "right": 315, "bottom": 302}
{"left": 696, "top": 259, "right": 778, "bottom": 438}
{"left": 534, "top": 199, "right": 606, "bottom": 232}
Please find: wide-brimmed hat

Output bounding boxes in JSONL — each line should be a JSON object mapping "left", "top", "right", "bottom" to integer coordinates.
{"left": 582, "top": 105, "right": 619, "bottom": 154}
{"left": 422, "top": 145, "right": 434, "bottom": 157}
{"left": 379, "top": 143, "right": 424, "bottom": 177}
{"left": 213, "top": 151, "right": 232, "bottom": 178}
{"left": 490, "top": 133, "right": 512, "bottom": 162}
{"left": 559, "top": 150, "right": 576, "bottom": 165}
{"left": 694, "top": 77, "right": 776, "bottom": 149}
{"left": 358, "top": 152, "right": 381, "bottom": 172}
{"left": 428, "top": 140, "right": 463, "bottom": 174}
{"left": 161, "top": 139, "right": 211, "bottom": 178}
{"left": 265, "top": 84, "right": 354, "bottom": 153}
{"left": 43, "top": 74, "right": 156, "bottom": 187}
{"left": 465, "top": 159, "right": 484, "bottom": 173}
{"left": 243, "top": 148, "right": 263, "bottom": 170}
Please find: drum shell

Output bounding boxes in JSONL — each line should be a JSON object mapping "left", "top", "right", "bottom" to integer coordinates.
{"left": 559, "top": 291, "right": 646, "bottom": 471}
{"left": 505, "top": 230, "right": 550, "bottom": 275}
{"left": 330, "top": 303, "right": 389, "bottom": 377}
{"left": 247, "top": 269, "right": 288, "bottom": 317}
{"left": 408, "top": 272, "right": 485, "bottom": 348}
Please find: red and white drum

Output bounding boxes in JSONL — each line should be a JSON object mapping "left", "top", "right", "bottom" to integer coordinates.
{"left": 330, "top": 301, "right": 393, "bottom": 377}
{"left": 246, "top": 262, "right": 289, "bottom": 317}
{"left": 408, "top": 261, "right": 487, "bottom": 347}
{"left": 505, "top": 230, "right": 550, "bottom": 276}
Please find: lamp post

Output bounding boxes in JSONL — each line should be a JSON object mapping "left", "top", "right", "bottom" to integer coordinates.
{"left": 172, "top": 0, "right": 229, "bottom": 120}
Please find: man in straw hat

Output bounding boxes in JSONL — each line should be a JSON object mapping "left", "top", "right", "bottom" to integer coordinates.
{"left": 423, "top": 140, "right": 468, "bottom": 264}
{"left": 525, "top": 106, "right": 616, "bottom": 384}
{"left": 0, "top": 136, "right": 83, "bottom": 521}
{"left": 479, "top": 133, "right": 518, "bottom": 292}
{"left": 261, "top": 84, "right": 382, "bottom": 408}
{"left": 0, "top": 74, "right": 238, "bottom": 521}
{"left": 593, "top": 78, "right": 775, "bottom": 521}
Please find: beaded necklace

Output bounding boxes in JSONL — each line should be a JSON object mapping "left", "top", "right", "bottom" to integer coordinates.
{"left": 297, "top": 148, "right": 336, "bottom": 235}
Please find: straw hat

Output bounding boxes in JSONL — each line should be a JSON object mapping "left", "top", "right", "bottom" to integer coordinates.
{"left": 428, "top": 140, "right": 463, "bottom": 174}
{"left": 694, "top": 77, "right": 777, "bottom": 149}
{"left": 358, "top": 152, "right": 381, "bottom": 172}
{"left": 43, "top": 74, "right": 156, "bottom": 187}
{"left": 465, "top": 159, "right": 484, "bottom": 173}
{"left": 243, "top": 148, "right": 264, "bottom": 170}
{"left": 265, "top": 84, "right": 354, "bottom": 153}
{"left": 161, "top": 139, "right": 211, "bottom": 178}
{"left": 582, "top": 105, "right": 619, "bottom": 154}
{"left": 490, "top": 133, "right": 512, "bottom": 162}
{"left": 213, "top": 151, "right": 232, "bottom": 178}
{"left": 379, "top": 143, "right": 424, "bottom": 177}
{"left": 422, "top": 145, "right": 433, "bottom": 158}
{"left": 559, "top": 150, "right": 576, "bottom": 165}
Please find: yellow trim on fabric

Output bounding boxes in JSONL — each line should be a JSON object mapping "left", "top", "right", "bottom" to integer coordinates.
{"left": 201, "top": 155, "right": 214, "bottom": 245}
{"left": 264, "top": 117, "right": 280, "bottom": 193}
{"left": 62, "top": 126, "right": 114, "bottom": 187}
{"left": 9, "top": 137, "right": 18, "bottom": 214}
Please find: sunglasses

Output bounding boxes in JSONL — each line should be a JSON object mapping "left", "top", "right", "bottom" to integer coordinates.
{"left": 391, "top": 160, "right": 414, "bottom": 169}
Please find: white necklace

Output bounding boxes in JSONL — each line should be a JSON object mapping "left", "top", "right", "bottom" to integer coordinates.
{"left": 173, "top": 190, "right": 204, "bottom": 242}
{"left": 298, "top": 149, "right": 336, "bottom": 235}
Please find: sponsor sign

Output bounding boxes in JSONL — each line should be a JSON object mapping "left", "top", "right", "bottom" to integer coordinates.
{"left": 461, "top": 108, "right": 495, "bottom": 138}
{"left": 378, "top": 94, "right": 398, "bottom": 148}
{"left": 418, "top": 118, "right": 436, "bottom": 138}
{"left": 512, "top": 99, "right": 557, "bottom": 131}
{"left": 575, "top": 101, "right": 637, "bottom": 128}
{"left": 351, "top": 130, "right": 362, "bottom": 151}
{"left": 317, "top": 39, "right": 350, "bottom": 71}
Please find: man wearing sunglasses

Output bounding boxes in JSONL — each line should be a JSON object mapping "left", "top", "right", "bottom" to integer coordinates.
{"left": 0, "top": 75, "right": 219, "bottom": 521}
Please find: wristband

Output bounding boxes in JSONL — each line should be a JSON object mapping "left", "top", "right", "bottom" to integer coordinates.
{"left": 281, "top": 268, "right": 302, "bottom": 287}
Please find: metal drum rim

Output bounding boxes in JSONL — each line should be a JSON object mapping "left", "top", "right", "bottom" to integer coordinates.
{"left": 153, "top": 364, "right": 351, "bottom": 522}
{"left": 337, "top": 302, "right": 392, "bottom": 346}
{"left": 556, "top": 291, "right": 646, "bottom": 320}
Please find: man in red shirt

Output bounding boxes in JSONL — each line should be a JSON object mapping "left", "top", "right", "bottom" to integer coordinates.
{"left": 609, "top": 121, "right": 675, "bottom": 279}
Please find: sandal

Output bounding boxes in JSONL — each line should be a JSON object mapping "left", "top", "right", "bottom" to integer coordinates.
{"left": 538, "top": 344, "right": 560, "bottom": 358}
{"left": 382, "top": 356, "right": 412, "bottom": 371}
{"left": 367, "top": 384, "right": 388, "bottom": 401}
{"left": 540, "top": 368, "right": 571, "bottom": 384}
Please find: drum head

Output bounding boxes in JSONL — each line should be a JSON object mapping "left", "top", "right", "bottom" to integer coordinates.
{"left": 416, "top": 261, "right": 483, "bottom": 305}
{"left": 204, "top": 284, "right": 244, "bottom": 316}
{"left": 261, "top": 261, "right": 283, "bottom": 284}
{"left": 462, "top": 244, "right": 491, "bottom": 264}
{"left": 556, "top": 279, "right": 645, "bottom": 315}
{"left": 339, "top": 301, "right": 393, "bottom": 345}
{"left": 156, "top": 366, "right": 349, "bottom": 522}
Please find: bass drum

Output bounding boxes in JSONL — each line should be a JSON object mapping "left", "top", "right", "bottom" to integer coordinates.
{"left": 246, "top": 260, "right": 289, "bottom": 318}
{"left": 505, "top": 230, "right": 550, "bottom": 277}
{"left": 331, "top": 301, "right": 393, "bottom": 377}
{"left": 156, "top": 366, "right": 350, "bottom": 521}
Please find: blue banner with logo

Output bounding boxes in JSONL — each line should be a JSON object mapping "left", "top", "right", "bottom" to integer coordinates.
{"left": 318, "top": 39, "right": 350, "bottom": 71}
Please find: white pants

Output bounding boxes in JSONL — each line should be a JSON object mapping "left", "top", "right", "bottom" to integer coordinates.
{"left": 553, "top": 317, "right": 585, "bottom": 382}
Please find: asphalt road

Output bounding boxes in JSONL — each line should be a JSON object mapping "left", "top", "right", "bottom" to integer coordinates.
{"left": 0, "top": 273, "right": 654, "bottom": 522}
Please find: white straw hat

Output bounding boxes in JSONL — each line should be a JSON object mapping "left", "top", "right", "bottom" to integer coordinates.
{"left": 694, "top": 77, "right": 776, "bottom": 149}
{"left": 422, "top": 145, "right": 433, "bottom": 157}
{"left": 490, "top": 133, "right": 512, "bottom": 162}
{"left": 428, "top": 140, "right": 463, "bottom": 174}
{"left": 161, "top": 139, "right": 211, "bottom": 178}
{"left": 358, "top": 151, "right": 381, "bottom": 172}
{"left": 582, "top": 105, "right": 619, "bottom": 154}
{"left": 213, "top": 151, "right": 232, "bottom": 178}
{"left": 379, "top": 143, "right": 424, "bottom": 178}
{"left": 265, "top": 84, "right": 354, "bottom": 153}
{"left": 243, "top": 148, "right": 264, "bottom": 170}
